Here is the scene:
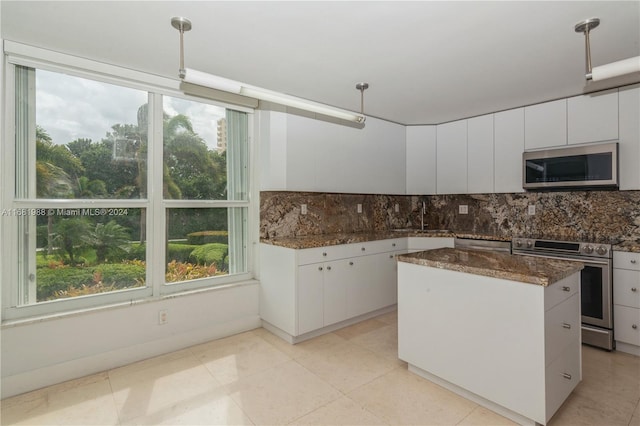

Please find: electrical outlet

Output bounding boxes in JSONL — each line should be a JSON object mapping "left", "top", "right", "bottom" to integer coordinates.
{"left": 301, "top": 204, "right": 307, "bottom": 215}
{"left": 357, "top": 204, "right": 363, "bottom": 213}
{"left": 394, "top": 203, "right": 400, "bottom": 213}
{"left": 528, "top": 205, "right": 536, "bottom": 215}
{"left": 158, "top": 309, "right": 168, "bottom": 325}
{"left": 459, "top": 205, "right": 468, "bottom": 214}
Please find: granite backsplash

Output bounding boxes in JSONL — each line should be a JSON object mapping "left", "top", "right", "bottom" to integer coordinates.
{"left": 260, "top": 190, "right": 640, "bottom": 245}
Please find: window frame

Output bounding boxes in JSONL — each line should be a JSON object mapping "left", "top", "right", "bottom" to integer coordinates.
{"left": 1, "top": 43, "right": 257, "bottom": 321}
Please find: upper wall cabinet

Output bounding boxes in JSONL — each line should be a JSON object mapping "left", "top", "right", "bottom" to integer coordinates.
{"left": 436, "top": 120, "right": 467, "bottom": 194}
{"left": 619, "top": 84, "right": 640, "bottom": 190}
{"left": 524, "top": 99, "right": 567, "bottom": 150}
{"left": 567, "top": 89, "right": 618, "bottom": 145}
{"left": 259, "top": 110, "right": 406, "bottom": 194}
{"left": 494, "top": 108, "right": 525, "bottom": 193}
{"left": 467, "top": 114, "right": 494, "bottom": 194}
{"left": 406, "top": 126, "right": 437, "bottom": 195}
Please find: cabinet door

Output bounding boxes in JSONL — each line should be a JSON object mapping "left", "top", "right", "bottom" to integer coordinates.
{"left": 494, "top": 108, "right": 525, "bottom": 193}
{"left": 467, "top": 114, "right": 494, "bottom": 193}
{"left": 360, "top": 118, "right": 407, "bottom": 194}
{"left": 323, "top": 260, "right": 349, "bottom": 326}
{"left": 567, "top": 89, "right": 618, "bottom": 145}
{"left": 525, "top": 99, "right": 567, "bottom": 149}
{"left": 297, "top": 264, "right": 324, "bottom": 334}
{"left": 286, "top": 114, "right": 320, "bottom": 191}
{"left": 614, "top": 305, "right": 640, "bottom": 346}
{"left": 380, "top": 252, "right": 401, "bottom": 305}
{"left": 619, "top": 84, "right": 640, "bottom": 190}
{"left": 346, "top": 255, "right": 380, "bottom": 317}
{"left": 437, "top": 120, "right": 468, "bottom": 194}
{"left": 406, "top": 125, "right": 437, "bottom": 194}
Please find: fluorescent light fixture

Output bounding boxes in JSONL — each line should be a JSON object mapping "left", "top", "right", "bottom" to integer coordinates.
{"left": 172, "top": 17, "right": 365, "bottom": 123}
{"left": 575, "top": 18, "right": 640, "bottom": 82}
{"left": 591, "top": 57, "right": 640, "bottom": 82}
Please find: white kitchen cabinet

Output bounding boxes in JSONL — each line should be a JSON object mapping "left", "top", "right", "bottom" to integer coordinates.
{"left": 406, "top": 125, "right": 437, "bottom": 194}
{"left": 297, "top": 263, "right": 325, "bottom": 334}
{"left": 359, "top": 118, "right": 407, "bottom": 194}
{"left": 613, "top": 251, "right": 640, "bottom": 355}
{"left": 398, "top": 263, "right": 581, "bottom": 425}
{"left": 436, "top": 120, "right": 467, "bottom": 194}
{"left": 467, "top": 114, "right": 494, "bottom": 193}
{"left": 264, "top": 111, "right": 406, "bottom": 194}
{"left": 494, "top": 108, "right": 525, "bottom": 193}
{"left": 259, "top": 238, "right": 407, "bottom": 342}
{"left": 567, "top": 89, "right": 618, "bottom": 145}
{"left": 619, "top": 84, "right": 640, "bottom": 190}
{"left": 525, "top": 99, "right": 567, "bottom": 149}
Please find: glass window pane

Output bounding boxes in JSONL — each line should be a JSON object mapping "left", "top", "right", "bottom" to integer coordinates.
{"left": 163, "top": 97, "right": 228, "bottom": 200}
{"left": 166, "top": 208, "right": 247, "bottom": 283}
{"left": 31, "top": 68, "right": 148, "bottom": 199}
{"left": 28, "top": 208, "right": 147, "bottom": 303}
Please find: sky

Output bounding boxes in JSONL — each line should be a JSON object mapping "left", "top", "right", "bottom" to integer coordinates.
{"left": 35, "top": 69, "right": 225, "bottom": 150}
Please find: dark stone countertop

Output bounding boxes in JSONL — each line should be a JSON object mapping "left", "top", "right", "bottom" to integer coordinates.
{"left": 398, "top": 247, "right": 584, "bottom": 286}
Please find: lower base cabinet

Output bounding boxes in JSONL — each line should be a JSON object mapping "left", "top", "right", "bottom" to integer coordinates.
{"left": 260, "top": 238, "right": 452, "bottom": 341}
{"left": 613, "top": 251, "right": 640, "bottom": 355}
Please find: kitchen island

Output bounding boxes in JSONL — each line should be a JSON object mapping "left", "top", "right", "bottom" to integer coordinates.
{"left": 397, "top": 248, "right": 584, "bottom": 426}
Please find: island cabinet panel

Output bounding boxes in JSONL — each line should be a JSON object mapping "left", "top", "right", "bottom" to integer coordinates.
{"left": 398, "top": 262, "right": 581, "bottom": 425}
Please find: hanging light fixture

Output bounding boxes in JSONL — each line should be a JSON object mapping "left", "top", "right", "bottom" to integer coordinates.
{"left": 575, "top": 18, "right": 640, "bottom": 82}
{"left": 356, "top": 82, "right": 369, "bottom": 115}
{"left": 171, "top": 17, "right": 366, "bottom": 123}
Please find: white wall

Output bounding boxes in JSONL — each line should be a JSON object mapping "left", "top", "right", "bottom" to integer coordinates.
{"left": 1, "top": 283, "right": 260, "bottom": 398}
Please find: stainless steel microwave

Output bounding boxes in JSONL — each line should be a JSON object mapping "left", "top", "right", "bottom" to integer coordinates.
{"left": 523, "top": 142, "right": 618, "bottom": 190}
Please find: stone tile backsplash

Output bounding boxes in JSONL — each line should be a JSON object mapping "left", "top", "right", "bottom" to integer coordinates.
{"left": 260, "top": 190, "right": 640, "bottom": 245}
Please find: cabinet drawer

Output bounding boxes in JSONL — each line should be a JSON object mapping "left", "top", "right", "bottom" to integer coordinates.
{"left": 614, "top": 251, "right": 640, "bottom": 271}
{"left": 614, "top": 305, "right": 640, "bottom": 346}
{"left": 545, "top": 274, "right": 579, "bottom": 311}
{"left": 297, "top": 244, "right": 353, "bottom": 265}
{"left": 545, "top": 294, "right": 580, "bottom": 365}
{"left": 613, "top": 269, "right": 640, "bottom": 309}
{"left": 346, "top": 238, "right": 407, "bottom": 257}
{"left": 545, "top": 340, "right": 581, "bottom": 421}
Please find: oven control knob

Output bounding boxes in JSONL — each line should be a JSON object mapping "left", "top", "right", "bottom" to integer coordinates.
{"left": 526, "top": 240, "right": 533, "bottom": 248}
{"left": 515, "top": 240, "right": 522, "bottom": 248}
{"left": 596, "top": 245, "right": 608, "bottom": 256}
{"left": 583, "top": 245, "right": 594, "bottom": 254}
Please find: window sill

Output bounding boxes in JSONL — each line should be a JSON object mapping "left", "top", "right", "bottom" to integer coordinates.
{"left": 1, "top": 279, "right": 260, "bottom": 329}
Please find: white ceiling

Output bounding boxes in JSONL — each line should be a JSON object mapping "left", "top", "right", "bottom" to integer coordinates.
{"left": 2, "top": 1, "right": 639, "bottom": 125}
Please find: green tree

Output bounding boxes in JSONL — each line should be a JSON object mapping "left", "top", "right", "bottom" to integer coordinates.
{"left": 52, "top": 218, "right": 92, "bottom": 265}
{"left": 90, "top": 221, "right": 131, "bottom": 263}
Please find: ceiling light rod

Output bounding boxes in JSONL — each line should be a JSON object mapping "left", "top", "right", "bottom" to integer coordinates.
{"left": 356, "top": 82, "right": 369, "bottom": 114}
{"left": 575, "top": 17, "right": 640, "bottom": 82}
{"left": 170, "top": 17, "right": 365, "bottom": 123}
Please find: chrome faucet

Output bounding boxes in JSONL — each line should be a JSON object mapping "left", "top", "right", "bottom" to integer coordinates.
{"left": 421, "top": 202, "right": 426, "bottom": 231}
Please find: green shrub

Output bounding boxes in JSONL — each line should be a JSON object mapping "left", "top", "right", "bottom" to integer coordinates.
{"left": 167, "top": 243, "right": 198, "bottom": 263}
{"left": 189, "top": 243, "right": 228, "bottom": 266}
{"left": 186, "top": 230, "right": 228, "bottom": 245}
{"left": 37, "top": 267, "right": 94, "bottom": 300}
{"left": 94, "top": 263, "right": 145, "bottom": 288}
{"left": 36, "top": 262, "right": 145, "bottom": 301}
{"left": 122, "top": 242, "right": 146, "bottom": 261}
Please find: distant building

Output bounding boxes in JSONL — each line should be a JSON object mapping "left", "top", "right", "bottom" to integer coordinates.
{"left": 216, "top": 118, "right": 227, "bottom": 153}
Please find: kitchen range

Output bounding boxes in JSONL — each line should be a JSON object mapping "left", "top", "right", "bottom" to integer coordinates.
{"left": 512, "top": 237, "right": 615, "bottom": 350}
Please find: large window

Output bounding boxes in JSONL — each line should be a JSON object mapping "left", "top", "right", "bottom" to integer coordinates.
{"left": 2, "top": 62, "right": 252, "bottom": 319}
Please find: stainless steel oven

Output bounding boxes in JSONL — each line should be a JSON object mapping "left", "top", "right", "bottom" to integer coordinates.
{"left": 512, "top": 238, "right": 614, "bottom": 350}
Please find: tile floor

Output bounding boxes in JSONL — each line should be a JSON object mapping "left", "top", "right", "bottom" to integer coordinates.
{"left": 2, "top": 310, "right": 639, "bottom": 425}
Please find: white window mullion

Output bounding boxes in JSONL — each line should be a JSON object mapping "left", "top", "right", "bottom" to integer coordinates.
{"left": 149, "top": 93, "right": 166, "bottom": 295}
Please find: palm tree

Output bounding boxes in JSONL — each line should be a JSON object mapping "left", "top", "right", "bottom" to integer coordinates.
{"left": 90, "top": 221, "right": 131, "bottom": 263}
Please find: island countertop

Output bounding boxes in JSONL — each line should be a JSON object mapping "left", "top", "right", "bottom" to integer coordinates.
{"left": 397, "top": 247, "right": 583, "bottom": 286}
